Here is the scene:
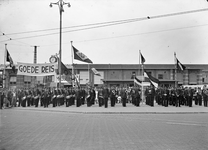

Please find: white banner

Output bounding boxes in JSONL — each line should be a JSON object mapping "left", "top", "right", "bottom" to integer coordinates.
{"left": 17, "top": 62, "right": 57, "bottom": 76}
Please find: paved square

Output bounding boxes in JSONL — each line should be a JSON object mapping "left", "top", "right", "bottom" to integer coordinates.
{"left": 0, "top": 109, "right": 208, "bottom": 150}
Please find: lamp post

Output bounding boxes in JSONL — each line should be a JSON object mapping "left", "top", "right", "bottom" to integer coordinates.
{"left": 50, "top": 0, "right": 70, "bottom": 88}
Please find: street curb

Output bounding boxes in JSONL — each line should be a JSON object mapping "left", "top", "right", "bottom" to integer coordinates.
{"left": 12, "top": 108, "right": 208, "bottom": 115}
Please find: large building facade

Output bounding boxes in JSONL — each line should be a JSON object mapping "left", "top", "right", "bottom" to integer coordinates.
{"left": 1, "top": 64, "right": 208, "bottom": 89}
{"left": 74, "top": 64, "right": 208, "bottom": 87}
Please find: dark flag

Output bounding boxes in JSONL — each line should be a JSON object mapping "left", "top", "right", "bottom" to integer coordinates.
{"left": 176, "top": 58, "right": 186, "bottom": 71}
{"left": 144, "top": 70, "right": 159, "bottom": 88}
{"left": 72, "top": 46, "right": 93, "bottom": 63}
{"left": 6, "top": 49, "right": 15, "bottom": 72}
{"left": 140, "top": 52, "right": 145, "bottom": 64}
{"left": 60, "top": 61, "right": 70, "bottom": 75}
{"left": 57, "top": 58, "right": 71, "bottom": 75}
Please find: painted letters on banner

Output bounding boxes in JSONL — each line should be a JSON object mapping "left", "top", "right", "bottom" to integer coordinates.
{"left": 17, "top": 62, "right": 57, "bottom": 76}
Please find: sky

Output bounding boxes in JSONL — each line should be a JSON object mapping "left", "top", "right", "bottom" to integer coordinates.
{"left": 0, "top": 0, "right": 208, "bottom": 65}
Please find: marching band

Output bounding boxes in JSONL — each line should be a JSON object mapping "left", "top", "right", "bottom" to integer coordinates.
{"left": 1, "top": 85, "right": 208, "bottom": 109}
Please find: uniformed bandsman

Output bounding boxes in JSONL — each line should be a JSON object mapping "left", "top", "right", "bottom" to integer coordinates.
{"left": 197, "top": 87, "right": 202, "bottom": 106}
{"left": 202, "top": 86, "right": 208, "bottom": 107}
{"left": 102, "top": 85, "right": 109, "bottom": 108}
{"left": 110, "top": 87, "right": 116, "bottom": 107}
{"left": 121, "top": 87, "right": 127, "bottom": 107}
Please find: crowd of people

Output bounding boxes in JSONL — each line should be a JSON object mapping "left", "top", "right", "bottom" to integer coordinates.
{"left": 0, "top": 85, "right": 208, "bottom": 109}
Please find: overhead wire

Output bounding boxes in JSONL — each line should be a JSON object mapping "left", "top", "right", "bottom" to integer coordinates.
{"left": 0, "top": 31, "right": 32, "bottom": 46}
{"left": 74, "top": 23, "right": 208, "bottom": 43}
{"left": 1, "top": 7, "right": 208, "bottom": 37}
{"left": 0, "top": 8, "right": 208, "bottom": 43}
{"left": 0, "top": 18, "right": 147, "bottom": 42}
{"left": 39, "top": 23, "right": 208, "bottom": 46}
{"left": 0, "top": 17, "right": 146, "bottom": 36}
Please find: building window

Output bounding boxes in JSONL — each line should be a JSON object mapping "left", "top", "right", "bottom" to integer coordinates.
{"left": 24, "top": 76, "right": 31, "bottom": 82}
{"left": 158, "top": 74, "right": 163, "bottom": 79}
{"left": 0, "top": 70, "right": 3, "bottom": 88}
{"left": 10, "top": 76, "right": 17, "bottom": 85}
{"left": 131, "top": 71, "right": 136, "bottom": 79}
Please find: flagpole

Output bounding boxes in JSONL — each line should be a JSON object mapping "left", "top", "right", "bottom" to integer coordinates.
{"left": 4, "top": 44, "right": 7, "bottom": 89}
{"left": 140, "top": 50, "right": 144, "bottom": 104}
{"left": 174, "top": 52, "right": 177, "bottom": 88}
{"left": 88, "top": 63, "right": 91, "bottom": 86}
{"left": 71, "top": 41, "right": 75, "bottom": 87}
{"left": 139, "top": 50, "right": 141, "bottom": 76}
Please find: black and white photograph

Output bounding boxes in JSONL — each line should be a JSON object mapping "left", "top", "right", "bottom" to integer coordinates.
{"left": 0, "top": 0, "right": 208, "bottom": 150}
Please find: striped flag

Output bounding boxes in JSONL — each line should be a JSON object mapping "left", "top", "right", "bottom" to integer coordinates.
{"left": 74, "top": 74, "right": 80, "bottom": 88}
{"left": 176, "top": 58, "right": 186, "bottom": 71}
{"left": 134, "top": 76, "right": 142, "bottom": 86}
{"left": 144, "top": 71, "right": 159, "bottom": 88}
{"left": 140, "top": 52, "right": 145, "bottom": 64}
{"left": 91, "top": 68, "right": 101, "bottom": 76}
{"left": 6, "top": 49, "right": 15, "bottom": 72}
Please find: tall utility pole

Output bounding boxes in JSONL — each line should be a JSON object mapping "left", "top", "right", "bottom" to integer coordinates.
{"left": 32, "top": 46, "right": 39, "bottom": 88}
{"left": 50, "top": 0, "right": 71, "bottom": 88}
{"left": 31, "top": 45, "right": 39, "bottom": 64}
{"left": 174, "top": 52, "right": 177, "bottom": 88}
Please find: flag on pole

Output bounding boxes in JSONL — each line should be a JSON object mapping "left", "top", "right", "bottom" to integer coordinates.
{"left": 6, "top": 49, "right": 15, "bottom": 72}
{"left": 60, "top": 61, "right": 70, "bottom": 75}
{"left": 72, "top": 46, "right": 93, "bottom": 63}
{"left": 74, "top": 74, "right": 80, "bottom": 88}
{"left": 56, "top": 57, "right": 71, "bottom": 75}
{"left": 140, "top": 52, "right": 145, "bottom": 64}
{"left": 91, "top": 68, "right": 101, "bottom": 76}
{"left": 134, "top": 76, "right": 142, "bottom": 86}
{"left": 144, "top": 70, "right": 159, "bottom": 88}
{"left": 176, "top": 58, "right": 186, "bottom": 71}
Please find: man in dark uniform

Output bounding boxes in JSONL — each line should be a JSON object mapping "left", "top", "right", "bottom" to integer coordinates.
{"left": 98, "top": 87, "right": 104, "bottom": 107}
{"left": 81, "top": 87, "right": 86, "bottom": 105}
{"left": 41, "top": 89, "right": 46, "bottom": 107}
{"left": 121, "top": 87, "right": 127, "bottom": 107}
{"left": 34, "top": 89, "right": 39, "bottom": 107}
{"left": 27, "top": 90, "right": 32, "bottom": 107}
{"left": 155, "top": 88, "right": 160, "bottom": 105}
{"left": 75, "top": 88, "right": 81, "bottom": 107}
{"left": 91, "top": 87, "right": 96, "bottom": 105}
{"left": 197, "top": 88, "right": 202, "bottom": 106}
{"left": 188, "top": 87, "right": 193, "bottom": 107}
{"left": 131, "top": 88, "right": 136, "bottom": 106}
{"left": 0, "top": 91, "right": 4, "bottom": 109}
{"left": 145, "top": 87, "right": 150, "bottom": 106}
{"left": 86, "top": 88, "right": 91, "bottom": 107}
{"left": 184, "top": 88, "right": 189, "bottom": 106}
{"left": 31, "top": 89, "right": 35, "bottom": 106}
{"left": 22, "top": 90, "right": 27, "bottom": 107}
{"left": 171, "top": 89, "right": 177, "bottom": 106}
{"left": 150, "top": 86, "right": 155, "bottom": 107}
{"left": 202, "top": 86, "right": 208, "bottom": 107}
{"left": 44, "top": 89, "right": 50, "bottom": 108}
{"left": 110, "top": 87, "right": 116, "bottom": 107}
{"left": 89, "top": 87, "right": 95, "bottom": 106}
{"left": 176, "top": 88, "right": 181, "bottom": 107}
{"left": 193, "top": 88, "right": 198, "bottom": 105}
{"left": 162, "top": 87, "right": 169, "bottom": 107}
{"left": 65, "top": 88, "right": 70, "bottom": 107}
{"left": 135, "top": 88, "right": 141, "bottom": 107}
{"left": 102, "top": 85, "right": 109, "bottom": 108}
{"left": 52, "top": 89, "right": 57, "bottom": 107}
